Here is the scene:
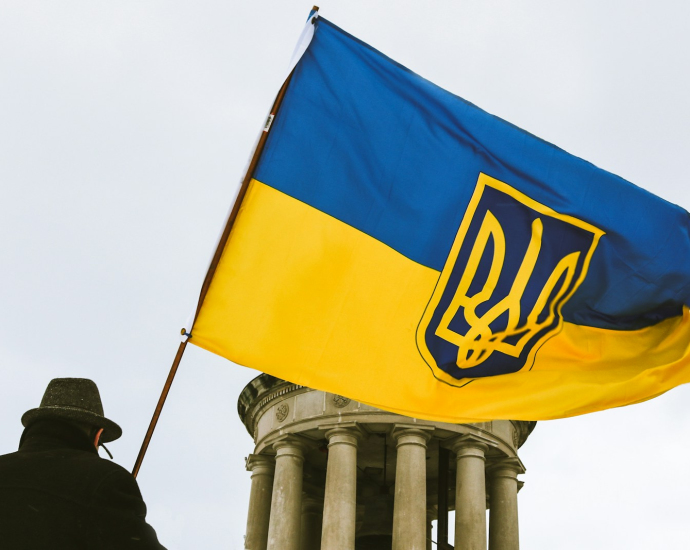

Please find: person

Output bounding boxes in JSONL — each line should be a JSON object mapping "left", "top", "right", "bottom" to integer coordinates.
{"left": 0, "top": 378, "right": 167, "bottom": 549}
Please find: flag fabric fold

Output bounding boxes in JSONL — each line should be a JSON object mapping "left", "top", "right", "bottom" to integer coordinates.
{"left": 189, "top": 17, "right": 690, "bottom": 422}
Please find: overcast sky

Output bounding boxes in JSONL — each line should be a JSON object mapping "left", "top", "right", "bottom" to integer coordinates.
{"left": 2, "top": 1, "right": 690, "bottom": 548}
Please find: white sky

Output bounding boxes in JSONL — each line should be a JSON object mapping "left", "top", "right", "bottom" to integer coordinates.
{"left": 1, "top": 1, "right": 689, "bottom": 548}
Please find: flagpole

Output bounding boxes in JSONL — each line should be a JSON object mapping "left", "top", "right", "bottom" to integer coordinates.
{"left": 130, "top": 7, "right": 316, "bottom": 475}
{"left": 190, "top": 69, "right": 297, "bottom": 328}
{"left": 132, "top": 341, "right": 186, "bottom": 478}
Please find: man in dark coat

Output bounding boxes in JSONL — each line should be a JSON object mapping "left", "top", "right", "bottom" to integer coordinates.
{"left": 0, "top": 378, "right": 167, "bottom": 549}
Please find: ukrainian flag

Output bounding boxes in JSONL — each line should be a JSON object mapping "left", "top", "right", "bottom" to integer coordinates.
{"left": 189, "top": 16, "right": 690, "bottom": 423}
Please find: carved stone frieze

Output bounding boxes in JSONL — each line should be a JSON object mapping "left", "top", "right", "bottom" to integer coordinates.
{"left": 332, "top": 395, "right": 351, "bottom": 408}
{"left": 275, "top": 403, "right": 289, "bottom": 422}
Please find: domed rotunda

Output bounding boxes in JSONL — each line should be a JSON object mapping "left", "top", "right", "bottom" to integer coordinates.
{"left": 238, "top": 374, "right": 535, "bottom": 550}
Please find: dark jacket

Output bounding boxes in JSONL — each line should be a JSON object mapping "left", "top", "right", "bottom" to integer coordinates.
{"left": 0, "top": 420, "right": 166, "bottom": 549}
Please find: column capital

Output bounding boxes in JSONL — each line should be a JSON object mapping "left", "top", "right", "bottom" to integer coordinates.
{"left": 392, "top": 424, "right": 434, "bottom": 449}
{"left": 270, "top": 434, "right": 313, "bottom": 461}
{"left": 448, "top": 433, "right": 493, "bottom": 457}
{"left": 319, "top": 422, "right": 368, "bottom": 447}
{"left": 487, "top": 456, "right": 525, "bottom": 477}
{"left": 246, "top": 453, "right": 276, "bottom": 475}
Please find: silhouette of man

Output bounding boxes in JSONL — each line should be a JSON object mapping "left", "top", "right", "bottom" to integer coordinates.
{"left": 0, "top": 378, "right": 166, "bottom": 549}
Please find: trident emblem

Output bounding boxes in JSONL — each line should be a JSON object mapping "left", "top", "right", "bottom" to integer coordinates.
{"left": 417, "top": 173, "right": 604, "bottom": 384}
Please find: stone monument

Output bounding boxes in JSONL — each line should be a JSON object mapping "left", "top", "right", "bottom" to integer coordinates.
{"left": 238, "top": 374, "right": 535, "bottom": 550}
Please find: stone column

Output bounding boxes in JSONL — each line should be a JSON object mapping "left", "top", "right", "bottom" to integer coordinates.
{"left": 320, "top": 424, "right": 366, "bottom": 550}
{"left": 452, "top": 435, "right": 489, "bottom": 550}
{"left": 300, "top": 496, "right": 324, "bottom": 550}
{"left": 245, "top": 454, "right": 276, "bottom": 550}
{"left": 391, "top": 426, "right": 433, "bottom": 550}
{"left": 266, "top": 436, "right": 310, "bottom": 550}
{"left": 488, "top": 458, "right": 524, "bottom": 550}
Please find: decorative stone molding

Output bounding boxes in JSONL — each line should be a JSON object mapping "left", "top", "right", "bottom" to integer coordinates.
{"left": 510, "top": 420, "right": 537, "bottom": 449}
{"left": 332, "top": 394, "right": 351, "bottom": 408}
{"left": 487, "top": 456, "right": 526, "bottom": 477}
{"left": 276, "top": 403, "right": 290, "bottom": 422}
{"left": 239, "top": 374, "right": 536, "bottom": 460}
{"left": 447, "top": 432, "right": 496, "bottom": 456}
{"left": 319, "top": 422, "right": 369, "bottom": 448}
{"left": 270, "top": 434, "right": 314, "bottom": 459}
{"left": 245, "top": 453, "right": 276, "bottom": 475}
{"left": 238, "top": 375, "right": 308, "bottom": 437}
{"left": 392, "top": 424, "right": 434, "bottom": 449}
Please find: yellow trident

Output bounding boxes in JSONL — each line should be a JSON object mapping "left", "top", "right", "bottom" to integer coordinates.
{"left": 434, "top": 210, "right": 581, "bottom": 368}
{"left": 417, "top": 173, "right": 604, "bottom": 383}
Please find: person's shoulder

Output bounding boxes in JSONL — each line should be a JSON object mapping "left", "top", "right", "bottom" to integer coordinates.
{"left": 0, "top": 447, "right": 134, "bottom": 510}
{"left": 89, "top": 457, "right": 149, "bottom": 523}
{"left": 87, "top": 454, "right": 133, "bottom": 475}
{"left": 91, "top": 458, "right": 143, "bottom": 497}
{"left": 0, "top": 449, "right": 23, "bottom": 479}
{"left": 41, "top": 449, "right": 139, "bottom": 495}
{"left": 61, "top": 448, "right": 127, "bottom": 476}
{"left": 75, "top": 455, "right": 141, "bottom": 496}
{"left": 0, "top": 449, "right": 20, "bottom": 463}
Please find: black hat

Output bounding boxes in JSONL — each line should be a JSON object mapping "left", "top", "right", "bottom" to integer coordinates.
{"left": 21, "top": 378, "right": 122, "bottom": 443}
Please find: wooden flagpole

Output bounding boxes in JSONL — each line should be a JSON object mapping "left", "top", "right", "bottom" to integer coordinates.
{"left": 130, "top": 6, "right": 317, "bottom": 474}
{"left": 132, "top": 341, "right": 186, "bottom": 478}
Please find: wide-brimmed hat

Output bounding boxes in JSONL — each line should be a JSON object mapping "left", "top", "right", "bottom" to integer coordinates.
{"left": 21, "top": 378, "right": 122, "bottom": 443}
